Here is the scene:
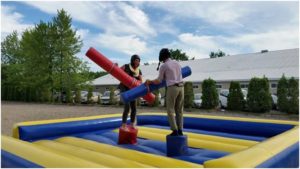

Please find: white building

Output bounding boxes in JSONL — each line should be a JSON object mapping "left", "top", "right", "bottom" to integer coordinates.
{"left": 91, "top": 48, "right": 299, "bottom": 94}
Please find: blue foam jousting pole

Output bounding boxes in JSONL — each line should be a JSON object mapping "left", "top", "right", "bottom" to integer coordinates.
{"left": 121, "top": 66, "right": 192, "bottom": 103}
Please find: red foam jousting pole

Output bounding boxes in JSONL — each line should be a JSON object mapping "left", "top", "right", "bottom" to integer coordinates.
{"left": 86, "top": 47, "right": 155, "bottom": 104}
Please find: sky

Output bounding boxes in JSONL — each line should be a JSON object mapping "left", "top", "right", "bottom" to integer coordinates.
{"left": 1, "top": 1, "right": 299, "bottom": 72}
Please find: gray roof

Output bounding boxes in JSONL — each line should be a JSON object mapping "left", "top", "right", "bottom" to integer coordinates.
{"left": 91, "top": 48, "right": 299, "bottom": 85}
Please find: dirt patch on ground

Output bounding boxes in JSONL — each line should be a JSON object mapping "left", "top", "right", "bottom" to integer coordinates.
{"left": 1, "top": 101, "right": 298, "bottom": 136}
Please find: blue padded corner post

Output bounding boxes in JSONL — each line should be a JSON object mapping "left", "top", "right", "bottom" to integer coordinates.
{"left": 166, "top": 135, "right": 188, "bottom": 157}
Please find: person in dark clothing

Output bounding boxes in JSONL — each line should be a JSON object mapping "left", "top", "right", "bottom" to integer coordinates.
{"left": 119, "top": 54, "right": 142, "bottom": 129}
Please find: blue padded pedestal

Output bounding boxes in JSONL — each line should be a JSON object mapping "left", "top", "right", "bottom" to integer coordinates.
{"left": 166, "top": 135, "right": 188, "bottom": 157}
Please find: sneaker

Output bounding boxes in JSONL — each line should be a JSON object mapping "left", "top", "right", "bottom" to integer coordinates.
{"left": 121, "top": 124, "right": 129, "bottom": 131}
{"left": 178, "top": 129, "right": 183, "bottom": 136}
{"left": 168, "top": 130, "right": 179, "bottom": 136}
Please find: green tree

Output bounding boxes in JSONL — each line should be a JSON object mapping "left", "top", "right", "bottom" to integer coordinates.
{"left": 1, "top": 31, "right": 25, "bottom": 101}
{"left": 52, "top": 9, "right": 84, "bottom": 101}
{"left": 247, "top": 77, "right": 272, "bottom": 112}
{"left": 6, "top": 9, "right": 89, "bottom": 103}
{"left": 184, "top": 82, "right": 194, "bottom": 109}
{"left": 227, "top": 81, "right": 245, "bottom": 111}
{"left": 287, "top": 77, "right": 299, "bottom": 114}
{"left": 170, "top": 49, "right": 189, "bottom": 61}
{"left": 21, "top": 22, "right": 55, "bottom": 102}
{"left": 201, "top": 78, "right": 219, "bottom": 109}
{"left": 277, "top": 75, "right": 289, "bottom": 112}
{"left": 1, "top": 31, "right": 22, "bottom": 64}
{"left": 209, "top": 49, "right": 226, "bottom": 58}
{"left": 87, "top": 71, "right": 108, "bottom": 80}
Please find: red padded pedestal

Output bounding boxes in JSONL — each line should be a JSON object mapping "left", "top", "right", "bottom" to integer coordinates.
{"left": 118, "top": 125, "right": 138, "bottom": 144}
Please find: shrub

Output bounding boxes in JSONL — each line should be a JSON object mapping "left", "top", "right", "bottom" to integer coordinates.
{"left": 277, "top": 75, "right": 289, "bottom": 112}
{"left": 287, "top": 77, "right": 299, "bottom": 114}
{"left": 184, "top": 81, "right": 194, "bottom": 109}
{"left": 227, "top": 81, "right": 245, "bottom": 111}
{"left": 201, "top": 78, "right": 218, "bottom": 109}
{"left": 247, "top": 77, "right": 272, "bottom": 112}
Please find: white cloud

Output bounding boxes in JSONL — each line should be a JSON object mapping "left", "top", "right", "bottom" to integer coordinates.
{"left": 76, "top": 29, "right": 149, "bottom": 56}
{"left": 166, "top": 26, "right": 299, "bottom": 60}
{"left": 74, "top": 29, "right": 151, "bottom": 71}
{"left": 96, "top": 34, "right": 148, "bottom": 55}
{"left": 1, "top": 5, "right": 33, "bottom": 39}
{"left": 144, "top": 2, "right": 247, "bottom": 24}
{"left": 142, "top": 1, "right": 298, "bottom": 32}
{"left": 21, "top": 1, "right": 156, "bottom": 38}
{"left": 227, "top": 29, "right": 299, "bottom": 52}
{"left": 178, "top": 33, "right": 219, "bottom": 50}
{"left": 120, "top": 4, "right": 156, "bottom": 36}
{"left": 2, "top": 2, "right": 298, "bottom": 72}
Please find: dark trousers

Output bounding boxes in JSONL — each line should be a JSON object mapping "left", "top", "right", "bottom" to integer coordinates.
{"left": 122, "top": 100, "right": 137, "bottom": 124}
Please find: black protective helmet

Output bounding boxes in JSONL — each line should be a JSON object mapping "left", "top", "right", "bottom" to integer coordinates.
{"left": 157, "top": 48, "right": 170, "bottom": 70}
{"left": 159, "top": 48, "right": 170, "bottom": 62}
{"left": 130, "top": 54, "right": 140, "bottom": 67}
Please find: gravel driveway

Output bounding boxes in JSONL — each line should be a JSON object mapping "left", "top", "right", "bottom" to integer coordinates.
{"left": 1, "top": 101, "right": 298, "bottom": 136}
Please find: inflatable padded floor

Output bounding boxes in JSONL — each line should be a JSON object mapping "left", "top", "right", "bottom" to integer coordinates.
{"left": 1, "top": 113, "right": 299, "bottom": 168}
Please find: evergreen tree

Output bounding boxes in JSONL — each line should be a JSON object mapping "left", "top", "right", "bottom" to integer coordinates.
{"left": 201, "top": 78, "right": 219, "bottom": 109}
{"left": 227, "top": 81, "right": 245, "bottom": 111}
{"left": 1, "top": 31, "right": 24, "bottom": 101}
{"left": 52, "top": 9, "right": 85, "bottom": 100}
{"left": 261, "top": 77, "right": 272, "bottom": 111}
{"left": 21, "top": 22, "right": 55, "bottom": 101}
{"left": 169, "top": 49, "right": 189, "bottom": 61}
{"left": 1, "top": 9, "right": 90, "bottom": 102}
{"left": 209, "top": 49, "right": 226, "bottom": 58}
{"left": 184, "top": 82, "right": 194, "bottom": 109}
{"left": 277, "top": 75, "right": 289, "bottom": 112}
{"left": 287, "top": 77, "right": 299, "bottom": 114}
{"left": 247, "top": 77, "right": 272, "bottom": 112}
{"left": 1, "top": 31, "right": 22, "bottom": 64}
